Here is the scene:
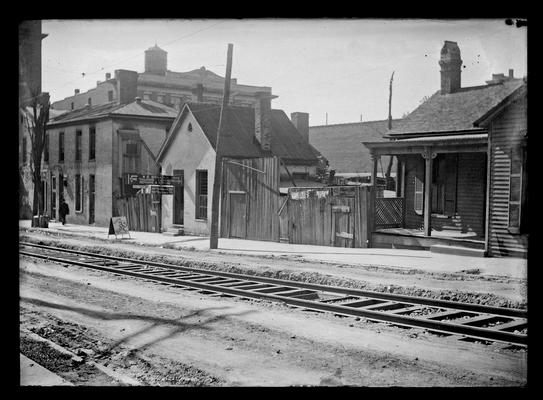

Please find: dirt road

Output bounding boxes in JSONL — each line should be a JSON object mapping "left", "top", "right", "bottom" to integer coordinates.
{"left": 19, "top": 254, "right": 527, "bottom": 386}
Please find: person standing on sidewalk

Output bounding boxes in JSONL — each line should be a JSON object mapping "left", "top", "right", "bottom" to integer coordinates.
{"left": 59, "top": 198, "right": 69, "bottom": 225}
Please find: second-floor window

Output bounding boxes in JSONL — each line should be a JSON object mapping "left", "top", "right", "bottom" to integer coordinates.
{"left": 75, "top": 130, "right": 82, "bottom": 161}
{"left": 22, "top": 137, "right": 27, "bottom": 164}
{"left": 122, "top": 140, "right": 141, "bottom": 173}
{"left": 59, "top": 132, "right": 65, "bottom": 162}
{"left": 44, "top": 133, "right": 49, "bottom": 163}
{"left": 89, "top": 127, "right": 96, "bottom": 161}
{"left": 108, "top": 90, "right": 114, "bottom": 102}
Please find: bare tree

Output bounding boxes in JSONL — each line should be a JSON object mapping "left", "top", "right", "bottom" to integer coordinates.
{"left": 22, "top": 88, "right": 50, "bottom": 226}
{"left": 385, "top": 71, "right": 395, "bottom": 190}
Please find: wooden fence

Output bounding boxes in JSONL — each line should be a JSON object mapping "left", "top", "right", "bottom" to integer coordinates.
{"left": 220, "top": 157, "right": 281, "bottom": 242}
{"left": 284, "top": 185, "right": 372, "bottom": 248}
{"left": 115, "top": 191, "right": 162, "bottom": 232}
{"left": 374, "top": 197, "right": 404, "bottom": 228}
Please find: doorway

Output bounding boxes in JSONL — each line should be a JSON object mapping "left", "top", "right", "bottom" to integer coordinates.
{"left": 173, "top": 169, "right": 184, "bottom": 225}
{"left": 228, "top": 192, "right": 247, "bottom": 239}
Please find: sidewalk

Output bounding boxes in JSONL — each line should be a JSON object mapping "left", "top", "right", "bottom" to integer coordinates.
{"left": 19, "top": 220, "right": 527, "bottom": 280}
{"left": 20, "top": 354, "right": 73, "bottom": 386}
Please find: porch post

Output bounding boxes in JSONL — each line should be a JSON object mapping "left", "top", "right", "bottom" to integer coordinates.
{"left": 368, "top": 154, "right": 380, "bottom": 247}
{"left": 422, "top": 148, "right": 436, "bottom": 237}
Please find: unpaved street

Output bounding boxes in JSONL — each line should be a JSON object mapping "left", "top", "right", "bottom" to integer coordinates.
{"left": 19, "top": 252, "right": 527, "bottom": 386}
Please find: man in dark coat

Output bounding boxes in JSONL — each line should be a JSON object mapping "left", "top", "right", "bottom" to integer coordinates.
{"left": 59, "top": 198, "right": 69, "bottom": 225}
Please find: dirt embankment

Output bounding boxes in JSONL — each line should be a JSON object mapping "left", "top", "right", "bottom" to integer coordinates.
{"left": 20, "top": 231, "right": 526, "bottom": 309}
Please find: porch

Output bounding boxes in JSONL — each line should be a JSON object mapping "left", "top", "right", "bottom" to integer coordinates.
{"left": 364, "top": 133, "right": 489, "bottom": 255}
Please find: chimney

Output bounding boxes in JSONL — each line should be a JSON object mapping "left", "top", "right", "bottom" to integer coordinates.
{"left": 255, "top": 92, "right": 274, "bottom": 152}
{"left": 115, "top": 69, "right": 138, "bottom": 104}
{"left": 74, "top": 89, "right": 80, "bottom": 95}
{"left": 135, "top": 96, "right": 142, "bottom": 104}
{"left": 105, "top": 72, "right": 111, "bottom": 80}
{"left": 291, "top": 112, "right": 309, "bottom": 142}
{"left": 439, "top": 41, "right": 462, "bottom": 94}
{"left": 509, "top": 69, "right": 514, "bottom": 79}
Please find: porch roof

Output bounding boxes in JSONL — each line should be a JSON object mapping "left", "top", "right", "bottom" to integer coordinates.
{"left": 362, "top": 133, "right": 488, "bottom": 156}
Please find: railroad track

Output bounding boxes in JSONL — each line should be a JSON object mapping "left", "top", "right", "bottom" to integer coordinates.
{"left": 19, "top": 241, "right": 528, "bottom": 347}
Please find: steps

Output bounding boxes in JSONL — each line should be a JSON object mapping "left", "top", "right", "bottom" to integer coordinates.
{"left": 430, "top": 244, "right": 486, "bottom": 257}
{"left": 163, "top": 225, "right": 184, "bottom": 237}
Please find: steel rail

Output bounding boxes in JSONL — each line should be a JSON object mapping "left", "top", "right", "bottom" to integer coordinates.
{"left": 20, "top": 241, "right": 527, "bottom": 318}
{"left": 20, "top": 243, "right": 527, "bottom": 346}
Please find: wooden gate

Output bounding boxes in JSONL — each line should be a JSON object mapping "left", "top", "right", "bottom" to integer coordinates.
{"left": 286, "top": 186, "right": 371, "bottom": 248}
{"left": 115, "top": 191, "right": 161, "bottom": 232}
{"left": 228, "top": 192, "right": 247, "bottom": 238}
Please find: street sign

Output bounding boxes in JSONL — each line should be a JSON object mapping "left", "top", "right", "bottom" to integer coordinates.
{"left": 126, "top": 174, "right": 183, "bottom": 186}
{"left": 150, "top": 185, "right": 174, "bottom": 195}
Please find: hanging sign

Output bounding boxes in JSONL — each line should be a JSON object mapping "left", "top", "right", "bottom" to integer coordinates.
{"left": 108, "top": 216, "right": 131, "bottom": 239}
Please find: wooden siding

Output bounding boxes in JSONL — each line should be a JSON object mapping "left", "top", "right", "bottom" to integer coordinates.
{"left": 286, "top": 186, "right": 371, "bottom": 248}
{"left": 488, "top": 96, "right": 528, "bottom": 257}
{"left": 220, "top": 157, "right": 280, "bottom": 242}
{"left": 403, "top": 152, "right": 486, "bottom": 237}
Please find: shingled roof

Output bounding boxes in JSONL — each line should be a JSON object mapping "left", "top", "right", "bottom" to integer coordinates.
{"left": 387, "top": 79, "right": 525, "bottom": 137}
{"left": 47, "top": 99, "right": 178, "bottom": 127}
{"left": 309, "top": 119, "right": 401, "bottom": 173}
{"left": 158, "top": 103, "right": 319, "bottom": 164}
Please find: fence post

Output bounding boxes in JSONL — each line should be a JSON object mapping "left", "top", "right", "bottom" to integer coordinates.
{"left": 367, "top": 185, "right": 375, "bottom": 248}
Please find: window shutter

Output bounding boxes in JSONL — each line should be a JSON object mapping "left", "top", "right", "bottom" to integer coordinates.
{"left": 414, "top": 176, "right": 423, "bottom": 215}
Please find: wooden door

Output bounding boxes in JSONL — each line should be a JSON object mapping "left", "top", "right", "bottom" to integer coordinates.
{"left": 332, "top": 202, "right": 355, "bottom": 247}
{"left": 173, "top": 169, "right": 184, "bottom": 225}
{"left": 229, "top": 192, "right": 247, "bottom": 239}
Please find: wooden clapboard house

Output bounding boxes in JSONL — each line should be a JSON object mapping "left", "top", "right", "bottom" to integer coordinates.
{"left": 363, "top": 41, "right": 527, "bottom": 257}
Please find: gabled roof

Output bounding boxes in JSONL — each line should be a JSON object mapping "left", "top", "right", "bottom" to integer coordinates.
{"left": 309, "top": 119, "right": 400, "bottom": 173}
{"left": 387, "top": 79, "right": 525, "bottom": 138}
{"left": 47, "top": 99, "right": 178, "bottom": 127}
{"left": 157, "top": 102, "right": 319, "bottom": 164}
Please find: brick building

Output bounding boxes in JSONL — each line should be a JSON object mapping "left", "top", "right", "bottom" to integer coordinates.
{"left": 51, "top": 44, "right": 273, "bottom": 112}
{"left": 43, "top": 72, "right": 178, "bottom": 227}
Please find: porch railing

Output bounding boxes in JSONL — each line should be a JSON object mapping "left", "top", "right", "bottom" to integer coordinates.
{"left": 375, "top": 197, "right": 404, "bottom": 228}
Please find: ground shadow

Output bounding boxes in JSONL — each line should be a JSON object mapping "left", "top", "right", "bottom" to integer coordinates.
{"left": 216, "top": 248, "right": 432, "bottom": 258}
{"left": 21, "top": 297, "right": 256, "bottom": 356}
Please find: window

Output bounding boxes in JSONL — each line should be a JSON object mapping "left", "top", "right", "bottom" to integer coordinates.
{"left": 196, "top": 170, "right": 208, "bottom": 220}
{"left": 75, "top": 174, "right": 83, "bottom": 212}
{"left": 88, "top": 98, "right": 92, "bottom": 106}
{"left": 509, "top": 146, "right": 527, "bottom": 233}
{"left": 414, "top": 176, "right": 424, "bottom": 215}
{"left": 44, "top": 133, "right": 49, "bottom": 163}
{"left": 71, "top": 102, "right": 74, "bottom": 110}
{"left": 58, "top": 132, "right": 64, "bottom": 162}
{"left": 75, "top": 130, "right": 82, "bottom": 161}
{"left": 89, "top": 127, "right": 96, "bottom": 160}
{"left": 108, "top": 90, "right": 114, "bottom": 102}
{"left": 122, "top": 140, "right": 141, "bottom": 173}
{"left": 22, "top": 137, "right": 27, "bottom": 164}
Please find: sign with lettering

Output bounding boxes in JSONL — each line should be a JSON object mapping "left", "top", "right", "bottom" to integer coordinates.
{"left": 150, "top": 185, "right": 174, "bottom": 195}
{"left": 126, "top": 174, "right": 183, "bottom": 186}
{"left": 108, "top": 216, "right": 131, "bottom": 239}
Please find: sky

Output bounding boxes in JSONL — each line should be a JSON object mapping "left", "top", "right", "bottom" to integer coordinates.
{"left": 41, "top": 19, "right": 527, "bottom": 126}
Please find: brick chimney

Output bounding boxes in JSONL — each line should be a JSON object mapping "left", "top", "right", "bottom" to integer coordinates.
{"left": 74, "top": 89, "right": 80, "bottom": 95}
{"left": 105, "top": 72, "right": 111, "bottom": 80}
{"left": 439, "top": 41, "right": 462, "bottom": 94}
{"left": 255, "top": 92, "right": 274, "bottom": 152}
{"left": 291, "top": 112, "right": 309, "bottom": 142}
{"left": 115, "top": 69, "right": 138, "bottom": 104}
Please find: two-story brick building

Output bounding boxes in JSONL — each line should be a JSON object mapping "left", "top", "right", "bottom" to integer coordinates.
{"left": 43, "top": 71, "right": 178, "bottom": 227}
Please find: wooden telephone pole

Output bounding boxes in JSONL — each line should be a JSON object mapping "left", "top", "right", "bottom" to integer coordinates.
{"left": 210, "top": 43, "right": 233, "bottom": 249}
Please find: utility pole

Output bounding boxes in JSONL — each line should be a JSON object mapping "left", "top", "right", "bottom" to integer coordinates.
{"left": 210, "top": 43, "right": 233, "bottom": 249}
